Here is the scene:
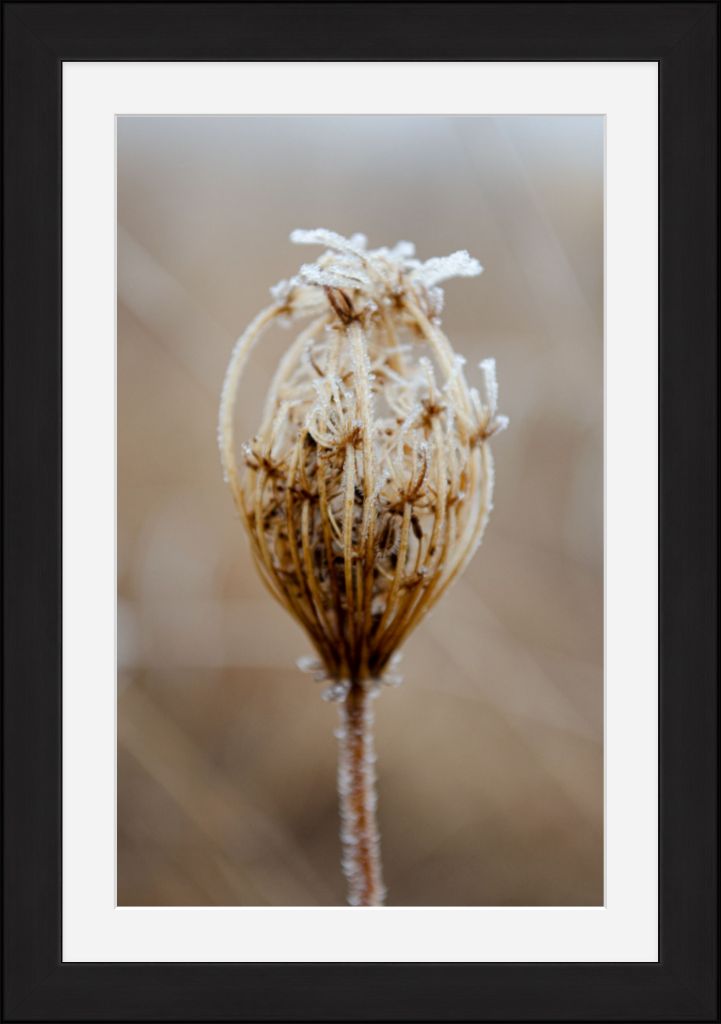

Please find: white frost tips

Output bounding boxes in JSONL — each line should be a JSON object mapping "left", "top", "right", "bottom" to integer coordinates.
{"left": 290, "top": 228, "right": 368, "bottom": 261}
{"left": 297, "top": 654, "right": 324, "bottom": 674}
{"left": 298, "top": 261, "right": 370, "bottom": 291}
{"left": 269, "top": 278, "right": 294, "bottom": 303}
{"left": 280, "top": 230, "right": 483, "bottom": 320}
{"left": 478, "top": 358, "right": 508, "bottom": 435}
{"left": 390, "top": 240, "right": 416, "bottom": 260}
{"left": 479, "top": 358, "right": 499, "bottom": 415}
{"left": 427, "top": 286, "right": 445, "bottom": 317}
{"left": 412, "top": 250, "right": 483, "bottom": 287}
{"left": 381, "top": 673, "right": 403, "bottom": 688}
{"left": 321, "top": 679, "right": 352, "bottom": 703}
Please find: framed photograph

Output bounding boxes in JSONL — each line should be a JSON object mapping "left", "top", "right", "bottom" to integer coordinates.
{"left": 3, "top": 2, "right": 717, "bottom": 1020}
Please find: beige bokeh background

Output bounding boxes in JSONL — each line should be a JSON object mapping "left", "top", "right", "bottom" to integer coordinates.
{"left": 118, "top": 115, "right": 604, "bottom": 906}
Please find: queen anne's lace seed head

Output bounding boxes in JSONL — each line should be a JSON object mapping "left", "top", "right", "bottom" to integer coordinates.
{"left": 219, "top": 229, "right": 507, "bottom": 689}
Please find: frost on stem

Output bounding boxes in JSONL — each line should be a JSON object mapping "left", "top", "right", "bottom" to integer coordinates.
{"left": 336, "top": 684, "right": 385, "bottom": 906}
{"left": 218, "top": 229, "right": 507, "bottom": 905}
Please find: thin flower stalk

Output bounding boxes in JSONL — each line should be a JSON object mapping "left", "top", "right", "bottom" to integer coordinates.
{"left": 219, "top": 229, "right": 507, "bottom": 906}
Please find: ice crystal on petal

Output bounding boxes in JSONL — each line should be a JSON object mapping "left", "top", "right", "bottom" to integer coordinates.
{"left": 479, "top": 358, "right": 499, "bottom": 415}
{"left": 427, "top": 286, "right": 445, "bottom": 317}
{"left": 490, "top": 413, "right": 510, "bottom": 435}
{"left": 298, "top": 261, "right": 370, "bottom": 291}
{"left": 412, "top": 250, "right": 482, "bottom": 287}
{"left": 291, "top": 228, "right": 368, "bottom": 262}
{"left": 270, "top": 278, "right": 295, "bottom": 303}
{"left": 390, "top": 240, "right": 416, "bottom": 260}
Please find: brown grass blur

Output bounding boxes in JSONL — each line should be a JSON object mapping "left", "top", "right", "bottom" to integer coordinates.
{"left": 117, "top": 115, "right": 604, "bottom": 906}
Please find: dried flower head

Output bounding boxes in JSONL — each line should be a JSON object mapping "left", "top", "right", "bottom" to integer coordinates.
{"left": 219, "top": 229, "right": 507, "bottom": 694}
{"left": 219, "top": 229, "right": 507, "bottom": 905}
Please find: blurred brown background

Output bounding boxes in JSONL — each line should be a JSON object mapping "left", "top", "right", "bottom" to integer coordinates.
{"left": 117, "top": 116, "right": 604, "bottom": 906}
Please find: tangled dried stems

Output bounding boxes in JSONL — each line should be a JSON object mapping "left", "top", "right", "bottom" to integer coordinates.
{"left": 219, "top": 229, "right": 507, "bottom": 905}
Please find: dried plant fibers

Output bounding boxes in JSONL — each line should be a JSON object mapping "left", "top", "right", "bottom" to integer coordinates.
{"left": 219, "top": 229, "right": 507, "bottom": 906}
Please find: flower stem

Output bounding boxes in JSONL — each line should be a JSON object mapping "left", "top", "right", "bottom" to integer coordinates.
{"left": 337, "top": 683, "right": 385, "bottom": 906}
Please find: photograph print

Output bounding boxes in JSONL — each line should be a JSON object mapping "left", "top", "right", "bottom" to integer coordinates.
{"left": 117, "top": 114, "right": 604, "bottom": 907}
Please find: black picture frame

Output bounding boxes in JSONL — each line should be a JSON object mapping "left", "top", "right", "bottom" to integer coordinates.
{"left": 3, "top": 2, "right": 718, "bottom": 1020}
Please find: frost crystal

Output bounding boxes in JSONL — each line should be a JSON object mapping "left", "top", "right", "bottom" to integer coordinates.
{"left": 283, "top": 229, "right": 482, "bottom": 315}
{"left": 291, "top": 227, "right": 368, "bottom": 259}
{"left": 297, "top": 655, "right": 324, "bottom": 675}
{"left": 479, "top": 358, "right": 509, "bottom": 437}
{"left": 322, "top": 679, "right": 352, "bottom": 703}
{"left": 411, "top": 251, "right": 483, "bottom": 288}
{"left": 269, "top": 278, "right": 294, "bottom": 304}
{"left": 336, "top": 692, "right": 385, "bottom": 904}
{"left": 479, "top": 358, "right": 499, "bottom": 414}
{"left": 298, "top": 261, "right": 371, "bottom": 291}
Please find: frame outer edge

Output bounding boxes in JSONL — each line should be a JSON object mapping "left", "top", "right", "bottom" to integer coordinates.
{"left": 659, "top": 6, "right": 719, "bottom": 1016}
{"left": 2, "top": 1, "right": 719, "bottom": 1020}
{"left": 3, "top": 5, "right": 63, "bottom": 1020}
